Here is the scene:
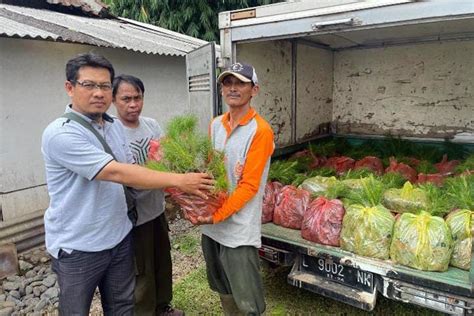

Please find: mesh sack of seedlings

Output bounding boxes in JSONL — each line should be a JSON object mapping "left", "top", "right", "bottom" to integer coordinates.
{"left": 299, "top": 176, "right": 338, "bottom": 195}
{"left": 262, "top": 181, "right": 283, "bottom": 223}
{"left": 385, "top": 157, "right": 418, "bottom": 183}
{"left": 417, "top": 173, "right": 445, "bottom": 186}
{"left": 390, "top": 211, "right": 453, "bottom": 271}
{"left": 340, "top": 204, "right": 395, "bottom": 260}
{"left": 434, "top": 154, "right": 460, "bottom": 176}
{"left": 324, "top": 156, "right": 355, "bottom": 175}
{"left": 354, "top": 156, "right": 384, "bottom": 175}
{"left": 146, "top": 115, "right": 228, "bottom": 221}
{"left": 273, "top": 185, "right": 311, "bottom": 230}
{"left": 445, "top": 209, "right": 473, "bottom": 270}
{"left": 301, "top": 196, "right": 345, "bottom": 246}
{"left": 382, "top": 182, "right": 428, "bottom": 213}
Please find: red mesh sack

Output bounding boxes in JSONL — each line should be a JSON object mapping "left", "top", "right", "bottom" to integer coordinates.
{"left": 166, "top": 188, "right": 227, "bottom": 222}
{"left": 324, "top": 156, "right": 355, "bottom": 175}
{"left": 405, "top": 157, "right": 421, "bottom": 168}
{"left": 289, "top": 149, "right": 324, "bottom": 169}
{"left": 147, "top": 139, "right": 163, "bottom": 162}
{"left": 385, "top": 157, "right": 417, "bottom": 183}
{"left": 434, "top": 154, "right": 460, "bottom": 175}
{"left": 301, "top": 197, "right": 345, "bottom": 246}
{"left": 273, "top": 185, "right": 311, "bottom": 230}
{"left": 262, "top": 181, "right": 283, "bottom": 223}
{"left": 417, "top": 173, "right": 445, "bottom": 186}
{"left": 354, "top": 156, "right": 384, "bottom": 175}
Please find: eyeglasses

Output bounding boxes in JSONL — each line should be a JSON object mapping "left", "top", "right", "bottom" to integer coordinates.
{"left": 221, "top": 78, "right": 250, "bottom": 88}
{"left": 73, "top": 80, "right": 112, "bottom": 91}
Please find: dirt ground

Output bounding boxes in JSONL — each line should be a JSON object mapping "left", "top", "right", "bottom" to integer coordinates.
{"left": 83, "top": 203, "right": 199, "bottom": 314}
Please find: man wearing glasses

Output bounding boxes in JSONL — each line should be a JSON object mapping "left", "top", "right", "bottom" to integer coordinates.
{"left": 41, "top": 53, "right": 213, "bottom": 315}
{"left": 188, "top": 63, "right": 274, "bottom": 315}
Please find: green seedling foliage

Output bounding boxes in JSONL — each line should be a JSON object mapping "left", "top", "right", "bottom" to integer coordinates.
{"left": 379, "top": 172, "right": 406, "bottom": 189}
{"left": 343, "top": 175, "right": 385, "bottom": 207}
{"left": 308, "top": 139, "right": 341, "bottom": 157}
{"left": 445, "top": 175, "right": 474, "bottom": 210}
{"left": 418, "top": 183, "right": 452, "bottom": 217}
{"left": 146, "top": 115, "right": 228, "bottom": 192}
{"left": 269, "top": 160, "right": 300, "bottom": 185}
{"left": 341, "top": 168, "right": 377, "bottom": 180}
{"left": 206, "top": 149, "right": 228, "bottom": 192}
{"left": 455, "top": 154, "right": 474, "bottom": 173}
{"left": 416, "top": 160, "right": 437, "bottom": 174}
{"left": 306, "top": 167, "right": 336, "bottom": 178}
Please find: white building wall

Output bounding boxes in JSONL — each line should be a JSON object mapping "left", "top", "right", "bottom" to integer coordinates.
{"left": 0, "top": 37, "right": 192, "bottom": 221}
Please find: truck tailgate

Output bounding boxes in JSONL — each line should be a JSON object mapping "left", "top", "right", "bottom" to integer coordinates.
{"left": 261, "top": 223, "right": 472, "bottom": 298}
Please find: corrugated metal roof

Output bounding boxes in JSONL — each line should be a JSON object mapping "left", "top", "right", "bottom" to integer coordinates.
{"left": 0, "top": 4, "right": 209, "bottom": 56}
{"left": 0, "top": 15, "right": 57, "bottom": 40}
{"left": 46, "top": 0, "right": 107, "bottom": 17}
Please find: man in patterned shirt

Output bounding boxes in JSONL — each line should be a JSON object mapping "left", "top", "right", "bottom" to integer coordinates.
{"left": 113, "top": 75, "right": 183, "bottom": 316}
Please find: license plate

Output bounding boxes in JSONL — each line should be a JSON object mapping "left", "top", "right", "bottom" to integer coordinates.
{"left": 301, "top": 255, "right": 375, "bottom": 292}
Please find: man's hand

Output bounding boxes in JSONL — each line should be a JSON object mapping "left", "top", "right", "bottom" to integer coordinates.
{"left": 177, "top": 173, "right": 215, "bottom": 199}
{"left": 185, "top": 213, "right": 214, "bottom": 225}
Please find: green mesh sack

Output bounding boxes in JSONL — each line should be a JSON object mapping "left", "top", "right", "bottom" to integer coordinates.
{"left": 299, "top": 176, "right": 338, "bottom": 195}
{"left": 341, "top": 178, "right": 370, "bottom": 191}
{"left": 390, "top": 211, "right": 453, "bottom": 271}
{"left": 446, "top": 209, "right": 472, "bottom": 270}
{"left": 382, "top": 182, "right": 428, "bottom": 213}
{"left": 340, "top": 204, "right": 395, "bottom": 260}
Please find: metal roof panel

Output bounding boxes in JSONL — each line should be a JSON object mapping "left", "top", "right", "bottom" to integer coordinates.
{"left": 0, "top": 4, "right": 208, "bottom": 56}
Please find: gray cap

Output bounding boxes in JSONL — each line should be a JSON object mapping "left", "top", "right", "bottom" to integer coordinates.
{"left": 217, "top": 62, "right": 258, "bottom": 85}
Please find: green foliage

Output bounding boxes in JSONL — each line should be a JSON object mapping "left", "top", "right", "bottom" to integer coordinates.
{"left": 104, "top": 0, "right": 283, "bottom": 42}
{"left": 268, "top": 160, "right": 299, "bottom": 185}
{"left": 416, "top": 160, "right": 437, "bottom": 174}
{"left": 341, "top": 168, "right": 376, "bottom": 180}
{"left": 379, "top": 172, "right": 406, "bottom": 189}
{"left": 342, "top": 175, "right": 385, "bottom": 207}
{"left": 146, "top": 114, "right": 228, "bottom": 192}
{"left": 455, "top": 154, "right": 474, "bottom": 173}
{"left": 308, "top": 140, "right": 338, "bottom": 157}
{"left": 445, "top": 175, "right": 474, "bottom": 210}
{"left": 418, "top": 183, "right": 451, "bottom": 217}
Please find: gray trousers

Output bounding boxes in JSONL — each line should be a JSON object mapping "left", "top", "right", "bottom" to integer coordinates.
{"left": 201, "top": 234, "right": 266, "bottom": 315}
{"left": 52, "top": 232, "right": 135, "bottom": 316}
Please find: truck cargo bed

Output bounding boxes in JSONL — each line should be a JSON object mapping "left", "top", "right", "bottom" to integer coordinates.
{"left": 261, "top": 223, "right": 472, "bottom": 298}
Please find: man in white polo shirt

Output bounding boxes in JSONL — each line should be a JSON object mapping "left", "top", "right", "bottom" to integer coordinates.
{"left": 41, "top": 53, "right": 213, "bottom": 315}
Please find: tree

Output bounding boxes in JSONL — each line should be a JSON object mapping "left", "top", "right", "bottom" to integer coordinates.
{"left": 104, "top": 0, "right": 281, "bottom": 42}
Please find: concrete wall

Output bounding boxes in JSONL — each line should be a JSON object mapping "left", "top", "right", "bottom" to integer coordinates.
{"left": 296, "top": 43, "right": 333, "bottom": 141}
{"left": 237, "top": 40, "right": 293, "bottom": 146}
{"left": 0, "top": 37, "right": 191, "bottom": 221}
{"left": 333, "top": 40, "right": 474, "bottom": 137}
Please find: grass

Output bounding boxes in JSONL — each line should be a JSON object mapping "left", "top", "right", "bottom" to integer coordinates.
{"left": 173, "top": 259, "right": 442, "bottom": 315}
{"left": 172, "top": 234, "right": 200, "bottom": 255}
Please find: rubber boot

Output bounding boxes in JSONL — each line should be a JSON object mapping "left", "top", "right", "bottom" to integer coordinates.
{"left": 219, "top": 294, "right": 243, "bottom": 316}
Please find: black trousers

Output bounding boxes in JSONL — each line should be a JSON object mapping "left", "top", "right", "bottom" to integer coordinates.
{"left": 133, "top": 213, "right": 173, "bottom": 315}
{"left": 52, "top": 233, "right": 135, "bottom": 316}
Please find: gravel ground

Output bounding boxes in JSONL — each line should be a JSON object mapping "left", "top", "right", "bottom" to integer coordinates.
{"left": 0, "top": 201, "right": 199, "bottom": 316}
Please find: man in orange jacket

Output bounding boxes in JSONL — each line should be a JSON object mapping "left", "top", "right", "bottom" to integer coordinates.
{"left": 189, "top": 62, "right": 274, "bottom": 315}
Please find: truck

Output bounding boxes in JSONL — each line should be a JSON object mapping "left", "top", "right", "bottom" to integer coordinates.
{"left": 185, "top": 0, "right": 474, "bottom": 314}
